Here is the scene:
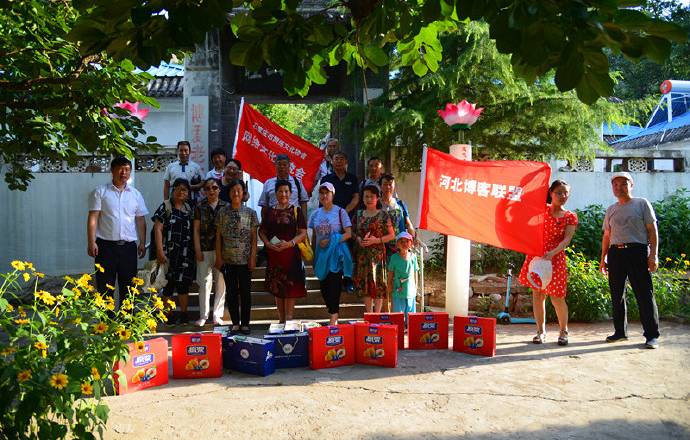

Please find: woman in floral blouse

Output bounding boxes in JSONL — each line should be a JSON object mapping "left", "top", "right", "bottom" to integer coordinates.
{"left": 353, "top": 185, "right": 396, "bottom": 313}
{"left": 215, "top": 180, "right": 259, "bottom": 335}
{"left": 258, "top": 180, "right": 307, "bottom": 323}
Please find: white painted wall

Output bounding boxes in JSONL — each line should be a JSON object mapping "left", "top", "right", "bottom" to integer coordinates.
{"left": 550, "top": 168, "right": 690, "bottom": 211}
{"left": 138, "top": 98, "right": 185, "bottom": 148}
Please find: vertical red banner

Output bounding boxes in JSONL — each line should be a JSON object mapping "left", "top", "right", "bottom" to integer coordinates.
{"left": 233, "top": 100, "right": 323, "bottom": 192}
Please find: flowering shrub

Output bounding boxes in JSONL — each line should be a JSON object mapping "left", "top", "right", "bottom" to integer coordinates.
{"left": 546, "top": 250, "right": 690, "bottom": 322}
{"left": 0, "top": 262, "right": 167, "bottom": 439}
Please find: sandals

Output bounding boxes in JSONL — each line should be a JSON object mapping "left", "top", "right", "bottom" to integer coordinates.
{"left": 532, "top": 330, "right": 546, "bottom": 344}
{"left": 558, "top": 330, "right": 569, "bottom": 346}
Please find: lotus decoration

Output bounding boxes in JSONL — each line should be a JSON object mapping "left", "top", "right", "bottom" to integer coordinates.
{"left": 438, "top": 101, "right": 483, "bottom": 131}
{"left": 112, "top": 101, "right": 149, "bottom": 120}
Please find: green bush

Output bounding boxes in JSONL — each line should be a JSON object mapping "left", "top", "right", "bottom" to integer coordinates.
{"left": 652, "top": 189, "right": 690, "bottom": 262}
{"left": 472, "top": 243, "right": 524, "bottom": 275}
{"left": 545, "top": 250, "right": 690, "bottom": 323}
{"left": 570, "top": 204, "right": 606, "bottom": 261}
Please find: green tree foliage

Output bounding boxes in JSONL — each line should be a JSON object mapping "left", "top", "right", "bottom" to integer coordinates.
{"left": 335, "top": 23, "right": 647, "bottom": 170}
{"left": 0, "top": 0, "right": 159, "bottom": 190}
{"left": 68, "top": 0, "right": 687, "bottom": 103}
{"left": 610, "top": 1, "right": 690, "bottom": 100}
{"left": 254, "top": 102, "right": 334, "bottom": 145}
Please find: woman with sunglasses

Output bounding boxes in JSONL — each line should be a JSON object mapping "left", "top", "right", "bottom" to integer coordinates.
{"left": 192, "top": 179, "right": 228, "bottom": 327}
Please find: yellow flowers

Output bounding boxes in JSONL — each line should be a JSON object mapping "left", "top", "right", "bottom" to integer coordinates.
{"left": 94, "top": 294, "right": 106, "bottom": 309}
{"left": 92, "top": 367, "right": 101, "bottom": 380}
{"left": 14, "top": 319, "right": 30, "bottom": 324}
{"left": 93, "top": 322, "right": 108, "bottom": 334}
{"left": 105, "top": 283, "right": 115, "bottom": 291}
{"left": 684, "top": 260, "right": 689, "bottom": 267}
{"left": 131, "top": 277, "right": 144, "bottom": 286}
{"left": 6, "top": 304, "right": 13, "bottom": 312}
{"left": 34, "top": 342, "right": 48, "bottom": 350}
{"left": 81, "top": 383, "right": 94, "bottom": 395}
{"left": 146, "top": 319, "right": 158, "bottom": 332}
{"left": 23, "top": 273, "right": 31, "bottom": 282}
{"left": 121, "top": 299, "right": 133, "bottom": 310}
{"left": 35, "top": 290, "right": 56, "bottom": 305}
{"left": 135, "top": 341, "right": 146, "bottom": 351}
{"left": 95, "top": 263, "right": 105, "bottom": 273}
{"left": 1, "top": 346, "right": 17, "bottom": 356}
{"left": 666, "top": 257, "right": 672, "bottom": 262}
{"left": 153, "top": 296, "right": 165, "bottom": 310}
{"left": 17, "top": 370, "right": 32, "bottom": 383}
{"left": 117, "top": 327, "right": 131, "bottom": 341}
{"left": 49, "top": 373, "right": 69, "bottom": 390}
{"left": 34, "top": 272, "right": 44, "bottom": 278}
{"left": 11, "top": 261, "right": 27, "bottom": 271}
{"left": 681, "top": 253, "right": 686, "bottom": 258}
{"left": 147, "top": 287, "right": 157, "bottom": 293}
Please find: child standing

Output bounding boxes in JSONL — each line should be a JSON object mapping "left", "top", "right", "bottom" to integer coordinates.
{"left": 205, "top": 148, "right": 227, "bottom": 180}
{"left": 387, "top": 232, "right": 419, "bottom": 322}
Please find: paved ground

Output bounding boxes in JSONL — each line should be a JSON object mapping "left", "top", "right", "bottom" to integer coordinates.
{"left": 103, "top": 321, "right": 690, "bottom": 440}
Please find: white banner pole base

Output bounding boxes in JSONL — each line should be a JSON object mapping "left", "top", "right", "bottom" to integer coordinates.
{"left": 445, "top": 144, "right": 472, "bottom": 317}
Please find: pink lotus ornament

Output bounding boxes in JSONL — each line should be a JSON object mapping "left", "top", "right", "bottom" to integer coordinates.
{"left": 112, "top": 101, "right": 149, "bottom": 120}
{"left": 438, "top": 101, "right": 483, "bottom": 131}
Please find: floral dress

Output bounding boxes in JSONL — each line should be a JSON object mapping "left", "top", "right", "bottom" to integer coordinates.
{"left": 518, "top": 205, "right": 578, "bottom": 298}
{"left": 153, "top": 203, "right": 195, "bottom": 285}
{"left": 380, "top": 198, "right": 410, "bottom": 260}
{"left": 353, "top": 210, "right": 392, "bottom": 299}
{"left": 261, "top": 206, "right": 307, "bottom": 298}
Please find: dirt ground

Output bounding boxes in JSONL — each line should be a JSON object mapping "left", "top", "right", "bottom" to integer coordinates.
{"left": 102, "top": 321, "right": 690, "bottom": 440}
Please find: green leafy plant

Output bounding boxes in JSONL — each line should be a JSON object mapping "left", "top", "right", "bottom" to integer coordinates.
{"left": 570, "top": 204, "right": 607, "bottom": 261}
{"left": 472, "top": 243, "right": 523, "bottom": 275}
{"left": 0, "top": 262, "right": 166, "bottom": 439}
{"left": 652, "top": 189, "right": 690, "bottom": 262}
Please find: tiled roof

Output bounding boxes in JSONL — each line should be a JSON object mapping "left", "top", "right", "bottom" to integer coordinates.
{"left": 611, "top": 111, "right": 690, "bottom": 149}
{"left": 135, "top": 62, "right": 184, "bottom": 98}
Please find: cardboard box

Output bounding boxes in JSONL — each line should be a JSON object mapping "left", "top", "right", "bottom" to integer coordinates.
{"left": 171, "top": 333, "right": 223, "bottom": 379}
{"left": 452, "top": 316, "right": 497, "bottom": 357}
{"left": 364, "top": 313, "right": 405, "bottom": 349}
{"left": 114, "top": 337, "right": 169, "bottom": 395}
{"left": 407, "top": 312, "right": 449, "bottom": 350}
{"left": 224, "top": 336, "right": 275, "bottom": 376}
{"left": 263, "top": 332, "right": 309, "bottom": 368}
{"left": 308, "top": 324, "right": 355, "bottom": 370}
{"left": 354, "top": 323, "right": 398, "bottom": 367}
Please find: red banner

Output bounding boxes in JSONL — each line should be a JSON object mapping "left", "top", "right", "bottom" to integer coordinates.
{"left": 418, "top": 147, "right": 551, "bottom": 255}
{"left": 233, "top": 100, "right": 323, "bottom": 193}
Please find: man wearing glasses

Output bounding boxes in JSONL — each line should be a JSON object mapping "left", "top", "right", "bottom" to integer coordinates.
{"left": 87, "top": 157, "right": 148, "bottom": 311}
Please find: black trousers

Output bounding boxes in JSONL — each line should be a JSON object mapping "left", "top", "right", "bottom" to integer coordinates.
{"left": 608, "top": 245, "right": 660, "bottom": 339}
{"left": 222, "top": 264, "right": 252, "bottom": 327}
{"left": 320, "top": 270, "right": 343, "bottom": 315}
{"left": 94, "top": 238, "right": 137, "bottom": 304}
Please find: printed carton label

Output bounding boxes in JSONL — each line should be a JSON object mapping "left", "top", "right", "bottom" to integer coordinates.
{"left": 133, "top": 353, "right": 154, "bottom": 368}
{"left": 326, "top": 336, "right": 343, "bottom": 346}
{"left": 421, "top": 322, "right": 438, "bottom": 331}
{"left": 365, "top": 335, "right": 382, "bottom": 345}
{"left": 465, "top": 325, "right": 482, "bottom": 336}
{"left": 187, "top": 345, "right": 207, "bottom": 356}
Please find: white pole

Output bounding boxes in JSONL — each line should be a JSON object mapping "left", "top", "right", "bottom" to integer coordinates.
{"left": 445, "top": 144, "right": 472, "bottom": 317}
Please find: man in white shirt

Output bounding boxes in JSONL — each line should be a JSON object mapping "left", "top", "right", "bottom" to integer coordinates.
{"left": 258, "top": 153, "right": 309, "bottom": 222}
{"left": 312, "top": 137, "right": 339, "bottom": 192}
{"left": 163, "top": 141, "right": 203, "bottom": 205}
{"left": 87, "top": 157, "right": 148, "bottom": 307}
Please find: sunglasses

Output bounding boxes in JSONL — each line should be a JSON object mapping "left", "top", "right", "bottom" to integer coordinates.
{"left": 205, "top": 186, "right": 220, "bottom": 191}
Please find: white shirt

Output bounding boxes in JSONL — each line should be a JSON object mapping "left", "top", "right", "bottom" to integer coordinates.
{"left": 89, "top": 183, "right": 148, "bottom": 242}
{"left": 164, "top": 160, "right": 203, "bottom": 199}
{"left": 205, "top": 169, "right": 223, "bottom": 180}
{"left": 258, "top": 176, "right": 309, "bottom": 208}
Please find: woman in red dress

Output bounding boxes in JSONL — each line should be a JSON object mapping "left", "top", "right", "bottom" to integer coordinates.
{"left": 258, "top": 180, "right": 308, "bottom": 323}
{"left": 518, "top": 180, "right": 578, "bottom": 346}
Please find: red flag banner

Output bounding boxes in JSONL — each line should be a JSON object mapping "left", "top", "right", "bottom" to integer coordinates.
{"left": 233, "top": 99, "right": 323, "bottom": 193}
{"left": 417, "top": 147, "right": 551, "bottom": 256}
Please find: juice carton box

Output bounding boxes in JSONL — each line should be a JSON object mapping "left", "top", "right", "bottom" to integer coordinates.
{"left": 452, "top": 315, "right": 497, "bottom": 357}
{"left": 171, "top": 333, "right": 223, "bottom": 379}
{"left": 263, "top": 332, "right": 309, "bottom": 368}
{"left": 224, "top": 336, "right": 275, "bottom": 376}
{"left": 114, "top": 337, "right": 169, "bottom": 395}
{"left": 308, "top": 324, "right": 355, "bottom": 370}
{"left": 354, "top": 323, "right": 398, "bottom": 367}
{"left": 364, "top": 312, "right": 405, "bottom": 349}
{"left": 407, "top": 312, "right": 449, "bottom": 350}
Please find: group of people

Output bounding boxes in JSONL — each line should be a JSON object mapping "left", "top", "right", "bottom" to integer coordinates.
{"left": 88, "top": 139, "right": 662, "bottom": 349}
{"left": 518, "top": 172, "right": 660, "bottom": 349}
